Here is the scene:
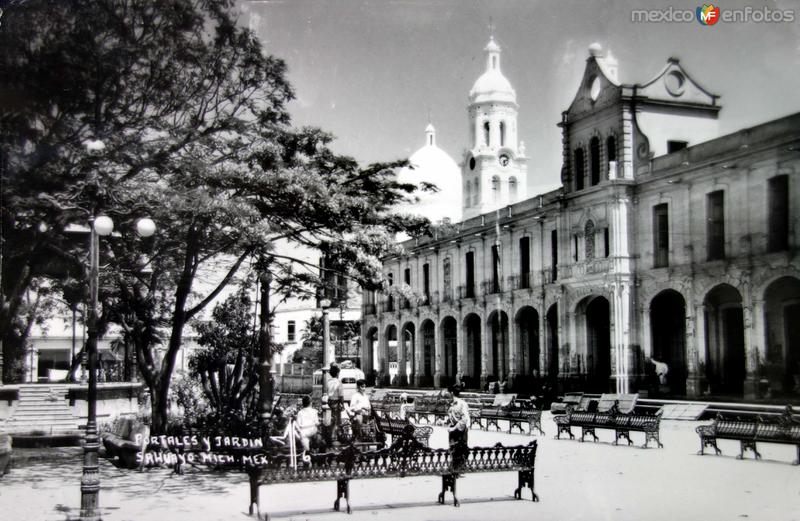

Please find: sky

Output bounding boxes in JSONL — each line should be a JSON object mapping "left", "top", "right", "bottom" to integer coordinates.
{"left": 239, "top": 0, "right": 800, "bottom": 195}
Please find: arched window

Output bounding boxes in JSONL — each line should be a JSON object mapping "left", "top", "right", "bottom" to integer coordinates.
{"left": 465, "top": 182, "right": 472, "bottom": 206}
{"left": 483, "top": 121, "right": 490, "bottom": 146}
{"left": 500, "top": 121, "right": 506, "bottom": 147}
{"left": 574, "top": 148, "right": 585, "bottom": 190}
{"left": 509, "top": 176, "right": 518, "bottom": 202}
{"left": 606, "top": 135, "right": 617, "bottom": 179}
{"left": 585, "top": 220, "right": 595, "bottom": 260}
{"left": 590, "top": 136, "right": 600, "bottom": 186}
{"left": 492, "top": 55, "right": 497, "bottom": 69}
{"left": 491, "top": 176, "right": 500, "bottom": 202}
{"left": 472, "top": 179, "right": 480, "bottom": 206}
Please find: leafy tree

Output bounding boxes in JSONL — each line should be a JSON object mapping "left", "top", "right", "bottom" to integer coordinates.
{"left": 190, "top": 288, "right": 259, "bottom": 417}
{"left": 1, "top": 0, "right": 429, "bottom": 432}
{"left": 291, "top": 314, "right": 360, "bottom": 365}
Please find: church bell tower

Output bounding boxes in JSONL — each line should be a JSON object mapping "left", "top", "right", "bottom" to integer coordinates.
{"left": 462, "top": 36, "right": 528, "bottom": 220}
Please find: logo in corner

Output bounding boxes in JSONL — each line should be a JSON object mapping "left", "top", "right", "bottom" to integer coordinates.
{"left": 696, "top": 4, "right": 721, "bottom": 25}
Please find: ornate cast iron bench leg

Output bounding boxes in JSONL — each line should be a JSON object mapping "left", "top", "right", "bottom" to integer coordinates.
{"left": 334, "top": 478, "right": 351, "bottom": 514}
{"left": 529, "top": 416, "right": 544, "bottom": 436}
{"left": 439, "top": 473, "right": 459, "bottom": 507}
{"left": 514, "top": 469, "right": 539, "bottom": 502}
{"left": 556, "top": 424, "right": 573, "bottom": 440}
{"left": 581, "top": 427, "right": 598, "bottom": 443}
{"left": 644, "top": 430, "right": 663, "bottom": 449}
{"left": 738, "top": 440, "right": 761, "bottom": 460}
{"left": 614, "top": 429, "right": 632, "bottom": 446}
{"left": 697, "top": 434, "right": 720, "bottom": 456}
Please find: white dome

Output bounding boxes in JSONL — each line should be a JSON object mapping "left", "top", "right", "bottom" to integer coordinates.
{"left": 396, "top": 126, "right": 462, "bottom": 224}
{"left": 469, "top": 37, "right": 516, "bottom": 104}
{"left": 470, "top": 70, "right": 516, "bottom": 104}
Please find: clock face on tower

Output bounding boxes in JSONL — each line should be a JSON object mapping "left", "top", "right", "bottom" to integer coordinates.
{"left": 499, "top": 154, "right": 510, "bottom": 167}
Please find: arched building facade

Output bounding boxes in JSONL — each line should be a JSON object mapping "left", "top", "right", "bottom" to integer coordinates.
{"left": 361, "top": 41, "right": 800, "bottom": 400}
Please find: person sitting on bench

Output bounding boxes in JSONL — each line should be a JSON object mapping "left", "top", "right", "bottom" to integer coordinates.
{"left": 295, "top": 395, "right": 320, "bottom": 452}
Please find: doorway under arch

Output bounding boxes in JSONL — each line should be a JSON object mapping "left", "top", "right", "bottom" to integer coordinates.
{"left": 579, "top": 296, "right": 611, "bottom": 393}
{"left": 463, "top": 313, "right": 482, "bottom": 388}
{"left": 516, "top": 306, "right": 540, "bottom": 390}
{"left": 763, "top": 276, "right": 800, "bottom": 396}
{"left": 704, "top": 284, "right": 745, "bottom": 396}
{"left": 546, "top": 304, "right": 559, "bottom": 385}
{"left": 440, "top": 316, "right": 458, "bottom": 388}
{"left": 650, "top": 289, "right": 687, "bottom": 395}
{"left": 419, "top": 319, "right": 435, "bottom": 387}
{"left": 487, "top": 310, "right": 510, "bottom": 381}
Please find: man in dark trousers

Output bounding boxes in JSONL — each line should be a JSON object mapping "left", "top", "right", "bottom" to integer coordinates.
{"left": 326, "top": 364, "right": 344, "bottom": 444}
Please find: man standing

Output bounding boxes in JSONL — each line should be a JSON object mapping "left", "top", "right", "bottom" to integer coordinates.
{"left": 326, "top": 364, "right": 344, "bottom": 443}
{"left": 346, "top": 379, "right": 371, "bottom": 440}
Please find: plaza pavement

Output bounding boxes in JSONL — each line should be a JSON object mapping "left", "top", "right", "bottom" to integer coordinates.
{"left": 1, "top": 412, "right": 799, "bottom": 521}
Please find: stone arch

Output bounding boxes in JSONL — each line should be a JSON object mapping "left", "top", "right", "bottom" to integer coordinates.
{"left": 590, "top": 135, "right": 601, "bottom": 186}
{"left": 486, "top": 309, "right": 510, "bottom": 382}
{"left": 398, "top": 321, "right": 416, "bottom": 387}
{"left": 463, "top": 313, "right": 482, "bottom": 388}
{"left": 439, "top": 316, "right": 458, "bottom": 388}
{"left": 515, "top": 306, "right": 540, "bottom": 392}
{"left": 762, "top": 276, "right": 800, "bottom": 396}
{"left": 704, "top": 284, "right": 745, "bottom": 396}
{"left": 649, "top": 289, "right": 687, "bottom": 395}
{"left": 365, "top": 326, "right": 379, "bottom": 377}
{"left": 383, "top": 323, "right": 398, "bottom": 386}
{"left": 574, "top": 147, "right": 585, "bottom": 191}
{"left": 576, "top": 295, "right": 612, "bottom": 393}
{"left": 509, "top": 176, "right": 518, "bottom": 202}
{"left": 419, "top": 319, "right": 436, "bottom": 387}
{"left": 545, "top": 304, "right": 559, "bottom": 385}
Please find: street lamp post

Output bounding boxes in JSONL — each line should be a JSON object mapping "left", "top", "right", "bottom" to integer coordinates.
{"left": 79, "top": 215, "right": 111, "bottom": 521}
{"left": 79, "top": 213, "right": 155, "bottom": 521}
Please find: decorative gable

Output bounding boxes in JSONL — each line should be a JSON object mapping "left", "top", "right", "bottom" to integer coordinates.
{"left": 565, "top": 45, "right": 622, "bottom": 121}
{"left": 636, "top": 58, "right": 719, "bottom": 107}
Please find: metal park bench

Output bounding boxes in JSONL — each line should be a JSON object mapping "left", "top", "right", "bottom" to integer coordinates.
{"left": 553, "top": 401, "right": 664, "bottom": 448}
{"left": 372, "top": 411, "right": 433, "bottom": 447}
{"left": 474, "top": 395, "right": 544, "bottom": 435}
{"left": 405, "top": 393, "right": 451, "bottom": 425}
{"left": 550, "top": 392, "right": 586, "bottom": 415}
{"left": 246, "top": 430, "right": 539, "bottom": 520}
{"left": 695, "top": 405, "right": 800, "bottom": 464}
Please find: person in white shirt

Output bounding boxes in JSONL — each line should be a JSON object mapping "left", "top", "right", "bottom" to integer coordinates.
{"left": 294, "top": 395, "right": 320, "bottom": 452}
{"left": 346, "top": 379, "right": 371, "bottom": 440}
{"left": 447, "top": 385, "right": 470, "bottom": 446}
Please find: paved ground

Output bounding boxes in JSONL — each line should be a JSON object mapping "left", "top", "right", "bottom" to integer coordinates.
{"left": 1, "top": 413, "right": 799, "bottom": 521}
